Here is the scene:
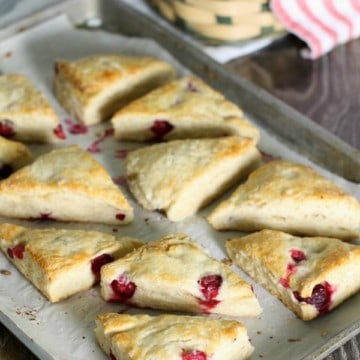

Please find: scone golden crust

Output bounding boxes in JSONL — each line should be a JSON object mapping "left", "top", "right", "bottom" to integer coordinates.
{"left": 0, "top": 136, "right": 32, "bottom": 178}
{"left": 0, "top": 223, "right": 143, "bottom": 302}
{"left": 111, "top": 75, "right": 260, "bottom": 142}
{"left": 0, "top": 144, "right": 134, "bottom": 224}
{"left": 0, "top": 74, "right": 64, "bottom": 143}
{"left": 208, "top": 160, "right": 360, "bottom": 240}
{"left": 125, "top": 137, "right": 260, "bottom": 221}
{"left": 100, "top": 233, "right": 262, "bottom": 317}
{"left": 54, "top": 54, "right": 176, "bottom": 125}
{"left": 226, "top": 229, "right": 360, "bottom": 321}
{"left": 95, "top": 313, "right": 254, "bottom": 360}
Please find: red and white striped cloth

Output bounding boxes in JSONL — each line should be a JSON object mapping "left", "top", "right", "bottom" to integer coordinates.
{"left": 270, "top": 0, "right": 360, "bottom": 59}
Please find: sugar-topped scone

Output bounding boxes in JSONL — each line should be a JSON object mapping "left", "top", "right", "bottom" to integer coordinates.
{"left": 0, "top": 74, "right": 65, "bottom": 143}
{"left": 208, "top": 160, "right": 360, "bottom": 240}
{"left": 226, "top": 229, "right": 360, "bottom": 320}
{"left": 0, "top": 145, "right": 133, "bottom": 224}
{"left": 111, "top": 75, "right": 260, "bottom": 142}
{"left": 0, "top": 223, "right": 143, "bottom": 302}
{"left": 0, "top": 136, "right": 32, "bottom": 179}
{"left": 100, "top": 233, "right": 262, "bottom": 317}
{"left": 125, "top": 137, "right": 260, "bottom": 221}
{"left": 95, "top": 313, "right": 254, "bottom": 360}
{"left": 54, "top": 54, "right": 176, "bottom": 125}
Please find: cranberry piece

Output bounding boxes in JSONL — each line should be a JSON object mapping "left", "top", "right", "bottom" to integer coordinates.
{"left": 293, "top": 281, "right": 334, "bottom": 315}
{"left": 53, "top": 124, "right": 66, "bottom": 140}
{"left": 64, "top": 119, "right": 88, "bottom": 135}
{"left": 290, "top": 249, "right": 306, "bottom": 263}
{"left": 115, "top": 213, "right": 126, "bottom": 221}
{"left": 87, "top": 142, "right": 100, "bottom": 153}
{"left": 104, "top": 128, "right": 115, "bottom": 138}
{"left": 259, "top": 150, "right": 278, "bottom": 162}
{"left": 0, "top": 119, "right": 15, "bottom": 138}
{"left": 150, "top": 120, "right": 174, "bottom": 140}
{"left": 69, "top": 123, "right": 87, "bottom": 134}
{"left": 197, "top": 274, "right": 222, "bottom": 311}
{"left": 198, "top": 274, "right": 222, "bottom": 300}
{"left": 110, "top": 274, "right": 136, "bottom": 302}
{"left": 279, "top": 263, "right": 297, "bottom": 288}
{"left": 114, "top": 149, "right": 129, "bottom": 159}
{"left": 112, "top": 176, "right": 128, "bottom": 189}
{"left": 109, "top": 351, "right": 116, "bottom": 360}
{"left": 27, "top": 212, "right": 55, "bottom": 222}
{"left": 91, "top": 253, "right": 114, "bottom": 279}
{"left": 7, "top": 244, "right": 25, "bottom": 260}
{"left": 182, "top": 350, "right": 207, "bottom": 360}
{"left": 0, "top": 164, "right": 13, "bottom": 179}
{"left": 198, "top": 298, "right": 220, "bottom": 311}
{"left": 87, "top": 127, "right": 114, "bottom": 153}
{"left": 187, "top": 81, "right": 198, "bottom": 92}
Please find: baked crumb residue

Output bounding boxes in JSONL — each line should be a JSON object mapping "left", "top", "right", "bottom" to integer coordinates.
{"left": 0, "top": 269, "right": 11, "bottom": 275}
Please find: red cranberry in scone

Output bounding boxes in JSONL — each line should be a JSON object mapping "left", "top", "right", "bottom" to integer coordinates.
{"left": 226, "top": 229, "right": 360, "bottom": 321}
{"left": 100, "top": 233, "right": 261, "bottom": 317}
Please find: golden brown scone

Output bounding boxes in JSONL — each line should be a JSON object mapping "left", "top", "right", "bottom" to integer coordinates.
{"left": 0, "top": 136, "right": 32, "bottom": 178}
{"left": 95, "top": 313, "right": 254, "bottom": 360}
{"left": 125, "top": 137, "right": 260, "bottom": 221}
{"left": 111, "top": 75, "right": 260, "bottom": 142}
{"left": 0, "top": 223, "right": 143, "bottom": 302}
{"left": 0, "top": 144, "right": 133, "bottom": 224}
{"left": 226, "top": 229, "right": 360, "bottom": 321}
{"left": 208, "top": 160, "right": 360, "bottom": 240}
{"left": 54, "top": 54, "right": 176, "bottom": 125}
{"left": 100, "top": 233, "right": 262, "bottom": 317}
{"left": 0, "top": 74, "right": 65, "bottom": 143}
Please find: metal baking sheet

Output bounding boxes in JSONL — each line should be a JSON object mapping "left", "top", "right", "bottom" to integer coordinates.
{"left": 0, "top": 1, "right": 359, "bottom": 360}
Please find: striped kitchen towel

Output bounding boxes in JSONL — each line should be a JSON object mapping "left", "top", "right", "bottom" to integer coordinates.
{"left": 270, "top": 0, "right": 360, "bottom": 59}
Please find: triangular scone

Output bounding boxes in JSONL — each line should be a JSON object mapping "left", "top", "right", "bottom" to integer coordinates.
{"left": 54, "top": 54, "right": 176, "bottom": 125}
{"left": 208, "top": 160, "right": 360, "bottom": 240}
{"left": 95, "top": 313, "right": 254, "bottom": 360}
{"left": 125, "top": 137, "right": 260, "bottom": 221}
{"left": 0, "top": 74, "right": 65, "bottom": 143}
{"left": 100, "top": 233, "right": 262, "bottom": 317}
{"left": 0, "top": 136, "right": 32, "bottom": 179}
{"left": 0, "top": 145, "right": 134, "bottom": 224}
{"left": 226, "top": 229, "right": 360, "bottom": 320}
{"left": 111, "top": 75, "right": 260, "bottom": 142}
{"left": 0, "top": 223, "right": 143, "bottom": 302}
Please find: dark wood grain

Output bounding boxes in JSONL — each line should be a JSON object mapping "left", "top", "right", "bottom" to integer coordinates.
{"left": 0, "top": 323, "right": 38, "bottom": 360}
{"left": 226, "top": 35, "right": 360, "bottom": 150}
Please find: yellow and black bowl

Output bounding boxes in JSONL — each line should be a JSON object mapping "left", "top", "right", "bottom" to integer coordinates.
{"left": 149, "top": 0, "right": 284, "bottom": 44}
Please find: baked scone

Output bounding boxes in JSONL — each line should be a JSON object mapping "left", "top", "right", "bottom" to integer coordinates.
{"left": 111, "top": 75, "right": 260, "bottom": 142}
{"left": 226, "top": 229, "right": 360, "bottom": 321}
{"left": 54, "top": 54, "right": 176, "bottom": 125}
{"left": 0, "top": 144, "right": 134, "bottom": 224}
{"left": 0, "top": 223, "right": 143, "bottom": 302}
{"left": 100, "top": 233, "right": 262, "bottom": 317}
{"left": 0, "top": 136, "right": 32, "bottom": 179}
{"left": 125, "top": 136, "right": 260, "bottom": 221}
{"left": 0, "top": 74, "right": 65, "bottom": 143}
{"left": 208, "top": 160, "right": 360, "bottom": 240}
{"left": 95, "top": 313, "right": 254, "bottom": 360}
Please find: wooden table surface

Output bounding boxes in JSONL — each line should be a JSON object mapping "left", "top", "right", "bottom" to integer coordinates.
{"left": 226, "top": 35, "right": 360, "bottom": 151}
{"left": 1, "top": 35, "right": 360, "bottom": 360}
